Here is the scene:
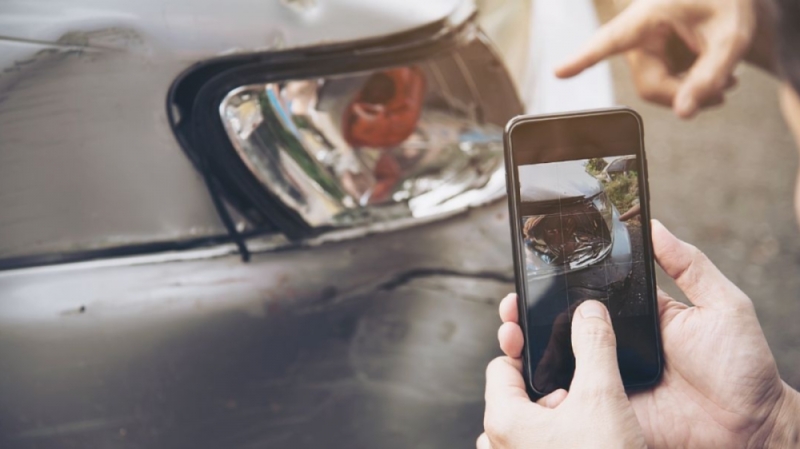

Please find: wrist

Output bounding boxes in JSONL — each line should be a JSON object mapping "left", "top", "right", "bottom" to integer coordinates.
{"left": 756, "top": 382, "right": 800, "bottom": 449}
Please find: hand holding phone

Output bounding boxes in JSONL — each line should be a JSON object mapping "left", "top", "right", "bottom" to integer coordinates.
{"left": 488, "top": 221, "right": 795, "bottom": 449}
{"left": 479, "top": 299, "right": 646, "bottom": 449}
{"left": 493, "top": 108, "right": 796, "bottom": 448}
{"left": 504, "top": 108, "right": 662, "bottom": 397}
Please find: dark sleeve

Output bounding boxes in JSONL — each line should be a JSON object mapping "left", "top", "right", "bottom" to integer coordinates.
{"left": 775, "top": 0, "right": 800, "bottom": 94}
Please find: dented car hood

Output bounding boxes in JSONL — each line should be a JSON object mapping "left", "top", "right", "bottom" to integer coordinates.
{"left": 518, "top": 160, "right": 603, "bottom": 202}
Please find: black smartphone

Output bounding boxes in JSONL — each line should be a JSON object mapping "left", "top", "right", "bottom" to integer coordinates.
{"left": 504, "top": 108, "right": 662, "bottom": 398}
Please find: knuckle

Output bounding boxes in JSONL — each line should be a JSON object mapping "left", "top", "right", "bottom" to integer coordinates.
{"left": 689, "top": 247, "right": 718, "bottom": 283}
{"left": 675, "top": 243, "right": 704, "bottom": 282}
{"left": 687, "top": 242, "right": 707, "bottom": 264}
{"left": 577, "top": 321, "right": 616, "bottom": 348}
{"left": 719, "top": 26, "right": 751, "bottom": 51}
{"left": 679, "top": 241, "right": 702, "bottom": 266}
{"left": 485, "top": 356, "right": 506, "bottom": 378}
{"left": 485, "top": 356, "right": 500, "bottom": 376}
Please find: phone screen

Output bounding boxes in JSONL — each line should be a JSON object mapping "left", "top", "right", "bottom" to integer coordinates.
{"left": 505, "top": 109, "right": 661, "bottom": 396}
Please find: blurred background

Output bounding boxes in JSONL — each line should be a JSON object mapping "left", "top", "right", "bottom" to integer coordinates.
{"left": 595, "top": 0, "right": 800, "bottom": 389}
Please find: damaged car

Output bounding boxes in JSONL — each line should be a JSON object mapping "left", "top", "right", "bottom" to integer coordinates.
{"left": 0, "top": 0, "right": 613, "bottom": 447}
{"left": 519, "top": 160, "right": 632, "bottom": 310}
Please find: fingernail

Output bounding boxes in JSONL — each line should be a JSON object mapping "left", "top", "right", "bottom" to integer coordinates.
{"left": 579, "top": 300, "right": 608, "bottom": 321}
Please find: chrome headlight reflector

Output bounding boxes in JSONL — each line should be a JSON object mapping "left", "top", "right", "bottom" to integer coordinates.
{"left": 169, "top": 17, "right": 523, "bottom": 257}
{"left": 523, "top": 192, "right": 614, "bottom": 277}
{"left": 208, "top": 30, "right": 522, "bottom": 237}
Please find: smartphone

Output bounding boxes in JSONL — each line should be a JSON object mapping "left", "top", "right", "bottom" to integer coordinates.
{"left": 504, "top": 108, "right": 662, "bottom": 398}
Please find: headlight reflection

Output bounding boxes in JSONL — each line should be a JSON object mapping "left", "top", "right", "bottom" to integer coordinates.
{"left": 219, "top": 37, "right": 521, "bottom": 229}
{"left": 523, "top": 192, "right": 614, "bottom": 276}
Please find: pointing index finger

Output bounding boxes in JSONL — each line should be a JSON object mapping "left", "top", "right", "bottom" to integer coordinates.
{"left": 555, "top": 2, "right": 657, "bottom": 78}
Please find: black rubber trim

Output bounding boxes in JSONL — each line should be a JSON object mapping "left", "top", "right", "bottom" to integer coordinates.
{"left": 0, "top": 229, "right": 273, "bottom": 272}
{"left": 199, "top": 167, "right": 251, "bottom": 262}
{"left": 168, "top": 15, "right": 476, "bottom": 242}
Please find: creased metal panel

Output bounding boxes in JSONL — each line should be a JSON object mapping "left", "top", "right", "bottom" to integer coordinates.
{"left": 0, "top": 38, "right": 225, "bottom": 258}
{"left": 0, "top": 0, "right": 466, "bottom": 58}
{"left": 0, "top": 0, "right": 473, "bottom": 260}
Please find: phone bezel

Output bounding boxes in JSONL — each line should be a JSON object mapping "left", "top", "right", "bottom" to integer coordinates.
{"left": 503, "top": 107, "right": 663, "bottom": 398}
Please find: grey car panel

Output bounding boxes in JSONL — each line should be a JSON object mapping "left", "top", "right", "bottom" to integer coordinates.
{"left": 0, "top": 201, "right": 513, "bottom": 448}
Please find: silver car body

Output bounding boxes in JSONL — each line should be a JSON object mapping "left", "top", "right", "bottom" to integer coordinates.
{"left": 0, "top": 0, "right": 614, "bottom": 446}
{"left": 518, "top": 161, "right": 632, "bottom": 283}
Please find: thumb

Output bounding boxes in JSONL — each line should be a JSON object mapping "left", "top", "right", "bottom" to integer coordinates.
{"left": 651, "top": 219, "right": 749, "bottom": 309}
{"left": 568, "top": 300, "right": 624, "bottom": 398}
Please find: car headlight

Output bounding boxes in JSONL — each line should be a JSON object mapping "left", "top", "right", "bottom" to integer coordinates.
{"left": 171, "top": 19, "right": 523, "bottom": 248}
{"left": 220, "top": 64, "right": 505, "bottom": 227}
{"left": 523, "top": 192, "right": 614, "bottom": 277}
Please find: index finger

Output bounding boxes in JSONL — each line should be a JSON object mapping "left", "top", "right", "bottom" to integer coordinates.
{"left": 555, "top": 2, "right": 658, "bottom": 78}
{"left": 499, "top": 293, "right": 518, "bottom": 323}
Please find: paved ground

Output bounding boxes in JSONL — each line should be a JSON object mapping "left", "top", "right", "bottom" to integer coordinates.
{"left": 596, "top": 1, "right": 800, "bottom": 388}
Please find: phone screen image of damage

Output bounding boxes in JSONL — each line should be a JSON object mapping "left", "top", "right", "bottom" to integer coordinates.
{"left": 518, "top": 155, "right": 649, "bottom": 393}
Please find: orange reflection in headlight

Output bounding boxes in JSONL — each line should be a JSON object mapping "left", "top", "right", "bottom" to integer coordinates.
{"left": 343, "top": 67, "right": 426, "bottom": 149}
{"left": 341, "top": 67, "right": 427, "bottom": 204}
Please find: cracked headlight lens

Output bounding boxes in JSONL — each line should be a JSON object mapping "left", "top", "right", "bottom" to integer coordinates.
{"left": 523, "top": 192, "right": 613, "bottom": 276}
{"left": 219, "top": 34, "right": 523, "bottom": 232}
